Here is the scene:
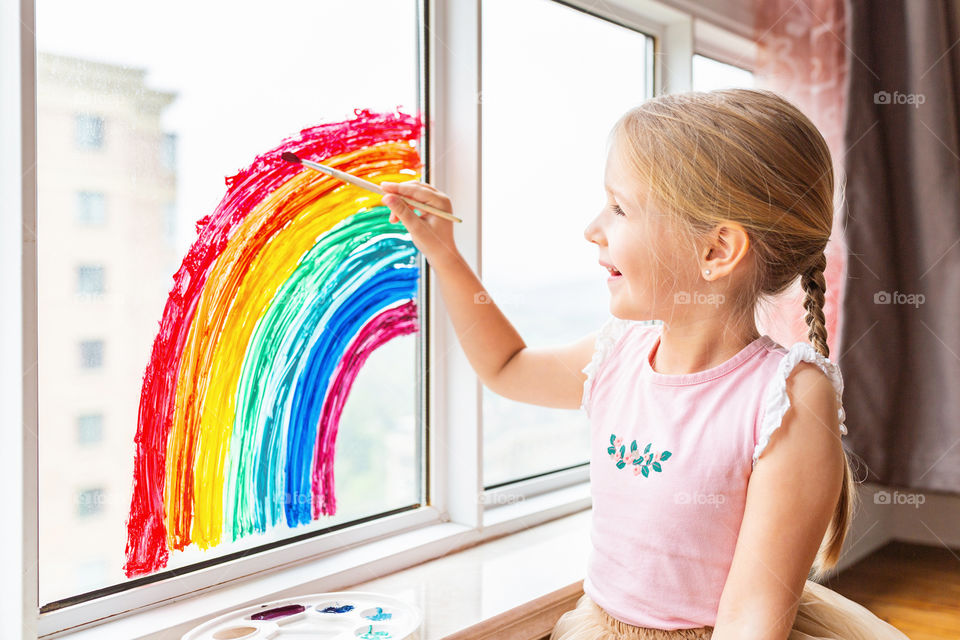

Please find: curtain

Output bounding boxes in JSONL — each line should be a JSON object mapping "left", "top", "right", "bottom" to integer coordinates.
{"left": 750, "top": 0, "right": 849, "bottom": 357}
{"left": 840, "top": 0, "right": 960, "bottom": 492}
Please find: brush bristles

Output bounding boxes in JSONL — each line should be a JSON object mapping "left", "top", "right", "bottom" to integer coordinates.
{"left": 281, "top": 151, "right": 302, "bottom": 164}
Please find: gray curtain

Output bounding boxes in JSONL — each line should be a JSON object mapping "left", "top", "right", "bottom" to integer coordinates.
{"left": 840, "top": 0, "right": 960, "bottom": 493}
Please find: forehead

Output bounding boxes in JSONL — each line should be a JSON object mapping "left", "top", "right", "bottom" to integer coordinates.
{"left": 603, "top": 171, "right": 635, "bottom": 207}
{"left": 603, "top": 142, "right": 633, "bottom": 197}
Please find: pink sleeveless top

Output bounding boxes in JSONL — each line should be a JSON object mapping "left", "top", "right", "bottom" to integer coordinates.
{"left": 580, "top": 316, "right": 848, "bottom": 630}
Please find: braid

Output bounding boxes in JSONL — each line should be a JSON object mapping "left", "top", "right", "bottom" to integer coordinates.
{"left": 801, "top": 252, "right": 829, "bottom": 358}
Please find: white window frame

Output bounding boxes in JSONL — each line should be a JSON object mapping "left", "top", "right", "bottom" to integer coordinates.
{"left": 0, "top": 0, "right": 716, "bottom": 637}
{"left": 693, "top": 17, "right": 758, "bottom": 74}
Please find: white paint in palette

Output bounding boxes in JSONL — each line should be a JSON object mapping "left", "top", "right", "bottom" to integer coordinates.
{"left": 182, "top": 591, "right": 422, "bottom": 640}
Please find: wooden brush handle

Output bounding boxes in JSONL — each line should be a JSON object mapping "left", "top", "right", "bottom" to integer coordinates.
{"left": 396, "top": 195, "right": 463, "bottom": 223}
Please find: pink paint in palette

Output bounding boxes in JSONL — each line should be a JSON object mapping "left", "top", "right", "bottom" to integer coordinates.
{"left": 183, "top": 591, "right": 422, "bottom": 640}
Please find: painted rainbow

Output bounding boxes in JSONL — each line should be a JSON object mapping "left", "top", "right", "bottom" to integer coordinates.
{"left": 123, "top": 109, "right": 423, "bottom": 578}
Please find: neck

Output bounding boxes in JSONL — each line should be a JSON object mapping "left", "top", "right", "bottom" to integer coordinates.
{"left": 651, "top": 315, "right": 762, "bottom": 375}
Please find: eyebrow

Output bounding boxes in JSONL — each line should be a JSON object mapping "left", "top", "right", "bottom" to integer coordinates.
{"left": 604, "top": 184, "right": 623, "bottom": 199}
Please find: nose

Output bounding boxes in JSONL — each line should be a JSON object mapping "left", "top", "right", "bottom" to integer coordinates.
{"left": 584, "top": 211, "right": 605, "bottom": 246}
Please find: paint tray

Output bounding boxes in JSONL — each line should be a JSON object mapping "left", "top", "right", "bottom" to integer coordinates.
{"left": 182, "top": 590, "right": 422, "bottom": 640}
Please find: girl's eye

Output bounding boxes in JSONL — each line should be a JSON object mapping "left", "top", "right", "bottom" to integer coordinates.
{"left": 610, "top": 203, "right": 625, "bottom": 217}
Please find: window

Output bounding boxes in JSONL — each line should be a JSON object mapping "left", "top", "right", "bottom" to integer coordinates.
{"left": 161, "top": 132, "right": 176, "bottom": 171}
{"left": 164, "top": 201, "right": 176, "bottom": 243}
{"left": 692, "top": 53, "right": 754, "bottom": 91}
{"left": 480, "top": 0, "right": 655, "bottom": 488}
{"left": 36, "top": 0, "right": 422, "bottom": 614}
{"left": 77, "top": 414, "right": 103, "bottom": 445}
{"left": 75, "top": 113, "right": 104, "bottom": 149}
{"left": 76, "top": 488, "right": 105, "bottom": 517}
{"left": 76, "top": 191, "right": 105, "bottom": 225}
{"left": 76, "top": 264, "right": 104, "bottom": 295}
{"left": 79, "top": 340, "right": 104, "bottom": 369}
{"left": 1, "top": 1, "right": 764, "bottom": 636}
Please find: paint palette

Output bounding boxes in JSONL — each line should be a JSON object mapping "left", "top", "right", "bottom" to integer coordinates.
{"left": 182, "top": 591, "right": 422, "bottom": 640}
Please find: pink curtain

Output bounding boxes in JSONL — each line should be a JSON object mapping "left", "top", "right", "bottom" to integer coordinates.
{"left": 751, "top": 0, "right": 848, "bottom": 357}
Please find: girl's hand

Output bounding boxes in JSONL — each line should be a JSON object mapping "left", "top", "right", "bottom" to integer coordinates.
{"left": 381, "top": 180, "right": 461, "bottom": 269}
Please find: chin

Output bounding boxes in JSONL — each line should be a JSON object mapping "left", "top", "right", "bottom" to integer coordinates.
{"left": 609, "top": 299, "right": 653, "bottom": 322}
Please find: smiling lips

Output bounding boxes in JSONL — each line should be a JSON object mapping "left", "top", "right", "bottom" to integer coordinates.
{"left": 600, "top": 260, "right": 622, "bottom": 277}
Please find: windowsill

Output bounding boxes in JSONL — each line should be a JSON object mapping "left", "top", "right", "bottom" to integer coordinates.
{"left": 47, "top": 484, "right": 592, "bottom": 639}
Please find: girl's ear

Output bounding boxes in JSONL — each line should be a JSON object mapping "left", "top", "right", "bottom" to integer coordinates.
{"left": 701, "top": 221, "right": 750, "bottom": 278}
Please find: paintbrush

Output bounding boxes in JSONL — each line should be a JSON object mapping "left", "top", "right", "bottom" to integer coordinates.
{"left": 280, "top": 151, "right": 462, "bottom": 223}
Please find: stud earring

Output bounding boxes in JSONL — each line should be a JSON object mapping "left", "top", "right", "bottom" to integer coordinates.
{"left": 704, "top": 269, "right": 711, "bottom": 276}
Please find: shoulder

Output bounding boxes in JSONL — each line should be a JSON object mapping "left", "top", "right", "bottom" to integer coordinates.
{"left": 580, "top": 316, "right": 659, "bottom": 414}
{"left": 581, "top": 317, "right": 658, "bottom": 374}
{"left": 753, "top": 341, "right": 847, "bottom": 467}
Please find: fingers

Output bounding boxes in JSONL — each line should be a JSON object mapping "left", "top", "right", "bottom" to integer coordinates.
{"left": 381, "top": 180, "right": 450, "bottom": 211}
{"left": 383, "top": 193, "right": 415, "bottom": 224}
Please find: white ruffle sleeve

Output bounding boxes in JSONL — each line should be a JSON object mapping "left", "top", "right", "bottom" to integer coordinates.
{"left": 753, "top": 341, "right": 848, "bottom": 467}
{"left": 580, "top": 316, "right": 636, "bottom": 416}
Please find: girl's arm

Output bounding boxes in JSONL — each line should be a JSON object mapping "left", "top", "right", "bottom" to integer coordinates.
{"left": 711, "top": 362, "right": 845, "bottom": 640}
{"left": 381, "top": 180, "right": 596, "bottom": 409}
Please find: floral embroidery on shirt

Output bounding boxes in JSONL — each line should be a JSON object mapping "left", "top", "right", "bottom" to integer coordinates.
{"left": 607, "top": 434, "right": 672, "bottom": 477}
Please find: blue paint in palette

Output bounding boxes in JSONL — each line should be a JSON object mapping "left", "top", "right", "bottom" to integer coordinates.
{"left": 317, "top": 603, "right": 355, "bottom": 614}
{"left": 365, "top": 607, "right": 393, "bottom": 621}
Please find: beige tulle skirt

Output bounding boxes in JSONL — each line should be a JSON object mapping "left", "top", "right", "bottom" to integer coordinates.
{"left": 550, "top": 580, "right": 911, "bottom": 640}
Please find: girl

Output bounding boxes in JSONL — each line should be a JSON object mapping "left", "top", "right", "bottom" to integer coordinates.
{"left": 380, "top": 89, "right": 911, "bottom": 640}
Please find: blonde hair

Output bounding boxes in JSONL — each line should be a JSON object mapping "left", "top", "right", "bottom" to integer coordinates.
{"left": 610, "top": 88, "right": 857, "bottom": 581}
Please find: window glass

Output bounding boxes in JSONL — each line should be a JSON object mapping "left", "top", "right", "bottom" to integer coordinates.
{"left": 75, "top": 114, "right": 104, "bottom": 149}
{"left": 481, "top": 0, "right": 654, "bottom": 487}
{"left": 692, "top": 54, "right": 755, "bottom": 90}
{"left": 37, "top": 0, "right": 421, "bottom": 607}
{"left": 77, "top": 488, "right": 106, "bottom": 517}
{"left": 79, "top": 340, "right": 104, "bottom": 369}
{"left": 77, "top": 414, "right": 104, "bottom": 445}
{"left": 76, "top": 265, "right": 105, "bottom": 295}
{"left": 76, "top": 191, "right": 106, "bottom": 225}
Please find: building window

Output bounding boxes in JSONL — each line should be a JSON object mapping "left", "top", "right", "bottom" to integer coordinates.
{"left": 75, "top": 114, "right": 104, "bottom": 149}
{"left": 76, "top": 265, "right": 105, "bottom": 295}
{"left": 76, "top": 488, "right": 105, "bottom": 517}
{"left": 161, "top": 132, "right": 177, "bottom": 171}
{"left": 76, "top": 191, "right": 106, "bottom": 225}
{"left": 164, "top": 202, "right": 177, "bottom": 244}
{"left": 77, "top": 414, "right": 104, "bottom": 445}
{"left": 79, "top": 340, "right": 104, "bottom": 369}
